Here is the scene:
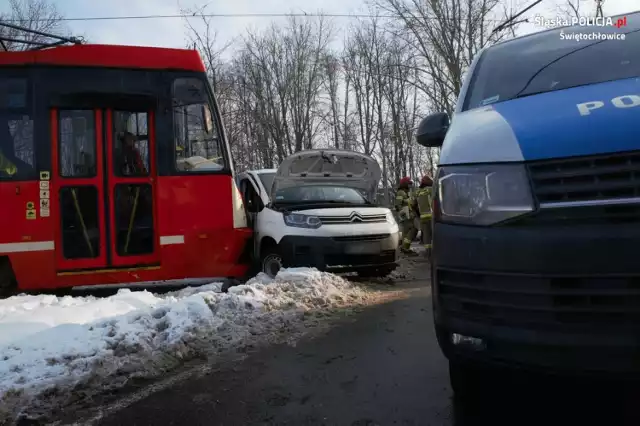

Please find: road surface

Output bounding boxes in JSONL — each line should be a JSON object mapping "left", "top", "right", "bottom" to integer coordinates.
{"left": 91, "top": 259, "right": 640, "bottom": 426}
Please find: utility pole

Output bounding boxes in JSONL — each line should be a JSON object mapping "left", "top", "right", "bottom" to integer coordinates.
{"left": 595, "top": 0, "right": 604, "bottom": 18}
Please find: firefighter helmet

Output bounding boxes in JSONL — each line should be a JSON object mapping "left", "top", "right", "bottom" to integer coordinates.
{"left": 399, "top": 176, "right": 413, "bottom": 187}
{"left": 420, "top": 175, "right": 433, "bottom": 186}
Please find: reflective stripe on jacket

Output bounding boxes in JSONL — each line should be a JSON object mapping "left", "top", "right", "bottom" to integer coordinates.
{"left": 0, "top": 151, "right": 17, "bottom": 176}
{"left": 395, "top": 188, "right": 414, "bottom": 220}
{"left": 417, "top": 186, "right": 432, "bottom": 220}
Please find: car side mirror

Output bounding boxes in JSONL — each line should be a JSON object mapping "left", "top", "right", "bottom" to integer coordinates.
{"left": 416, "top": 112, "right": 449, "bottom": 148}
{"left": 248, "top": 196, "right": 264, "bottom": 213}
{"left": 202, "top": 104, "right": 213, "bottom": 134}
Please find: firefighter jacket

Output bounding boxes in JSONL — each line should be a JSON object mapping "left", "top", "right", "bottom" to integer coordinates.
{"left": 395, "top": 188, "right": 415, "bottom": 221}
{"left": 416, "top": 186, "right": 433, "bottom": 222}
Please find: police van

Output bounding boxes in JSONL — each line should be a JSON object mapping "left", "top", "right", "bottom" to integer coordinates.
{"left": 415, "top": 12, "right": 640, "bottom": 394}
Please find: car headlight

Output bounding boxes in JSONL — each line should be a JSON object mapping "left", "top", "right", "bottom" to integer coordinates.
{"left": 437, "top": 164, "right": 534, "bottom": 226}
{"left": 385, "top": 211, "right": 397, "bottom": 226}
{"left": 283, "top": 213, "right": 322, "bottom": 229}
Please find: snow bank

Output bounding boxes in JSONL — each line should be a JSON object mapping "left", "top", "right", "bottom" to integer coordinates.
{"left": 0, "top": 268, "right": 373, "bottom": 424}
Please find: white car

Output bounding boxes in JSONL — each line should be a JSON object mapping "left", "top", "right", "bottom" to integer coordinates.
{"left": 236, "top": 150, "right": 400, "bottom": 278}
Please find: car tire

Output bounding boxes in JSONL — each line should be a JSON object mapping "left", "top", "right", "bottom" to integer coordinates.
{"left": 356, "top": 266, "right": 396, "bottom": 278}
{"left": 261, "top": 246, "right": 284, "bottom": 278}
{"left": 221, "top": 278, "right": 243, "bottom": 293}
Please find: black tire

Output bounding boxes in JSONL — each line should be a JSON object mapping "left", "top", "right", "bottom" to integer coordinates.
{"left": 261, "top": 246, "right": 283, "bottom": 278}
{"left": 221, "top": 278, "right": 242, "bottom": 293}
{"left": 356, "top": 266, "right": 396, "bottom": 278}
{"left": 449, "top": 360, "right": 486, "bottom": 402}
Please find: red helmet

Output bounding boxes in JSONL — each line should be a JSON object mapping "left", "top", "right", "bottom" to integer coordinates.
{"left": 399, "top": 176, "right": 413, "bottom": 186}
{"left": 420, "top": 175, "right": 433, "bottom": 186}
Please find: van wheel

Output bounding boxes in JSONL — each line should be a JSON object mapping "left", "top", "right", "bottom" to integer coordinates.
{"left": 261, "top": 247, "right": 283, "bottom": 278}
{"left": 449, "top": 361, "right": 485, "bottom": 402}
{"left": 0, "top": 257, "right": 17, "bottom": 299}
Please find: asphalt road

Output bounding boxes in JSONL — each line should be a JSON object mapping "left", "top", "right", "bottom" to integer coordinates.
{"left": 93, "top": 269, "right": 640, "bottom": 426}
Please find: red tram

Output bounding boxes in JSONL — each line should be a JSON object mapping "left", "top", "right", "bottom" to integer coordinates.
{"left": 0, "top": 28, "right": 251, "bottom": 295}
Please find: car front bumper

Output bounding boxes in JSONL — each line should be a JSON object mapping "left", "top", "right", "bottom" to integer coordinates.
{"left": 433, "top": 221, "right": 640, "bottom": 376}
{"left": 278, "top": 232, "right": 400, "bottom": 273}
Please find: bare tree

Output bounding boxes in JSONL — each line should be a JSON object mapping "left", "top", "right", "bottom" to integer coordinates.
{"left": 343, "top": 22, "right": 378, "bottom": 157}
{"left": 377, "top": 0, "right": 519, "bottom": 115}
{"left": 285, "top": 17, "right": 333, "bottom": 152}
{"left": 0, "top": 0, "right": 68, "bottom": 51}
{"left": 179, "top": 1, "right": 521, "bottom": 205}
{"left": 323, "top": 53, "right": 342, "bottom": 149}
{"left": 181, "top": 4, "right": 235, "bottom": 94}
{"left": 558, "top": 0, "right": 592, "bottom": 19}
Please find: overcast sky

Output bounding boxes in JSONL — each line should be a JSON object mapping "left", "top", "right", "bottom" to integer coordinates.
{"left": 2, "top": 0, "right": 638, "bottom": 50}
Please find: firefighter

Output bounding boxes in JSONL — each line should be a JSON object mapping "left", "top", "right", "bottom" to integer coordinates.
{"left": 416, "top": 175, "right": 434, "bottom": 257}
{"left": 120, "top": 132, "right": 147, "bottom": 176}
{"left": 0, "top": 122, "right": 26, "bottom": 177}
{"left": 0, "top": 150, "right": 17, "bottom": 176}
{"left": 395, "top": 176, "right": 418, "bottom": 255}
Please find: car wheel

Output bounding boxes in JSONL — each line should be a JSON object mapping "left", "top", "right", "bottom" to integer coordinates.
{"left": 356, "top": 266, "right": 396, "bottom": 278}
{"left": 261, "top": 247, "right": 283, "bottom": 278}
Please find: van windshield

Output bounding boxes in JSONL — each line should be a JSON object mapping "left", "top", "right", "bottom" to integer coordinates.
{"left": 463, "top": 24, "right": 640, "bottom": 111}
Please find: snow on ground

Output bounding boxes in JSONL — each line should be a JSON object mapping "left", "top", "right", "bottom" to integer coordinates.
{"left": 0, "top": 268, "right": 377, "bottom": 425}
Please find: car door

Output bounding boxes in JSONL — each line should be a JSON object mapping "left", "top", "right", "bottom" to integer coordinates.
{"left": 239, "top": 176, "right": 264, "bottom": 261}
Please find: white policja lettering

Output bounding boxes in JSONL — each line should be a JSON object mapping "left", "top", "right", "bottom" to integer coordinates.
{"left": 577, "top": 95, "right": 640, "bottom": 115}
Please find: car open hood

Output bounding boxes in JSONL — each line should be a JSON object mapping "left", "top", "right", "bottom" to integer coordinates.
{"left": 271, "top": 150, "right": 382, "bottom": 200}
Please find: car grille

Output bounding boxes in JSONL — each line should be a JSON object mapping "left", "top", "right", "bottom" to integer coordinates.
{"left": 333, "top": 234, "right": 390, "bottom": 242}
{"left": 319, "top": 214, "right": 387, "bottom": 224}
{"left": 438, "top": 268, "right": 640, "bottom": 331}
{"left": 528, "top": 150, "right": 640, "bottom": 204}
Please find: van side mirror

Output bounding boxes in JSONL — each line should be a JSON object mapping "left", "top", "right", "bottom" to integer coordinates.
{"left": 416, "top": 112, "right": 449, "bottom": 148}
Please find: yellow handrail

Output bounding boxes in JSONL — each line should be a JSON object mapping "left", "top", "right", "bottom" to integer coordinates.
{"left": 124, "top": 187, "right": 141, "bottom": 254}
{"left": 71, "top": 188, "right": 94, "bottom": 257}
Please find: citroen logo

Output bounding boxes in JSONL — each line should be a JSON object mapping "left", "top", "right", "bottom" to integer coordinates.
{"left": 349, "top": 212, "right": 363, "bottom": 223}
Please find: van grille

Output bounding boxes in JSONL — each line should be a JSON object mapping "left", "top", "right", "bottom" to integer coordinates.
{"left": 319, "top": 213, "right": 387, "bottom": 225}
{"left": 503, "top": 204, "right": 640, "bottom": 226}
{"left": 438, "top": 268, "right": 640, "bottom": 330}
{"left": 528, "top": 151, "right": 640, "bottom": 204}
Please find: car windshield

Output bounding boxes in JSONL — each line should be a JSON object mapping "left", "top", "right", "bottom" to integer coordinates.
{"left": 274, "top": 185, "right": 367, "bottom": 204}
{"left": 258, "top": 172, "right": 276, "bottom": 193}
{"left": 462, "top": 22, "right": 640, "bottom": 111}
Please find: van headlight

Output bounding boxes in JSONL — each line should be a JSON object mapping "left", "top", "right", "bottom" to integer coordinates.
{"left": 437, "top": 164, "right": 534, "bottom": 226}
{"left": 283, "top": 213, "right": 322, "bottom": 229}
